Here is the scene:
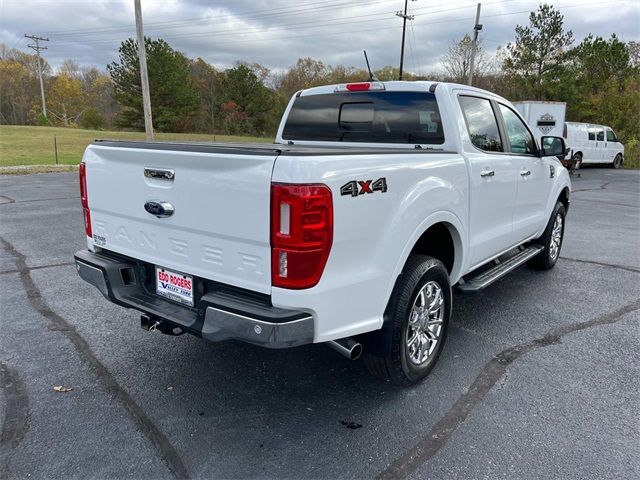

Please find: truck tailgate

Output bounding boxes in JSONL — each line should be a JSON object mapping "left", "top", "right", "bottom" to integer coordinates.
{"left": 83, "top": 142, "right": 279, "bottom": 294}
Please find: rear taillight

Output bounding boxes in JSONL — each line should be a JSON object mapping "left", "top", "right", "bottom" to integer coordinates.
{"left": 563, "top": 123, "right": 567, "bottom": 139}
{"left": 79, "top": 162, "right": 92, "bottom": 237}
{"left": 271, "top": 183, "right": 333, "bottom": 289}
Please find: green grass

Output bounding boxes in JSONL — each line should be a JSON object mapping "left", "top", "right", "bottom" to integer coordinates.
{"left": 0, "top": 126, "right": 272, "bottom": 167}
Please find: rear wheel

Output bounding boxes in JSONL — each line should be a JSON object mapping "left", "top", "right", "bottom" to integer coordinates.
{"left": 364, "top": 255, "right": 450, "bottom": 386}
{"left": 528, "top": 201, "right": 566, "bottom": 270}
{"left": 611, "top": 154, "right": 623, "bottom": 169}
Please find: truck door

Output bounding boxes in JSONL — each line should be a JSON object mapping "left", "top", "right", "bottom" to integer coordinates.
{"left": 458, "top": 95, "right": 518, "bottom": 268}
{"left": 497, "top": 103, "right": 551, "bottom": 243}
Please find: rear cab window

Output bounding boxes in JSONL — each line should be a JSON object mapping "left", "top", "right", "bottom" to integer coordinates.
{"left": 458, "top": 95, "right": 503, "bottom": 152}
{"left": 282, "top": 91, "right": 445, "bottom": 145}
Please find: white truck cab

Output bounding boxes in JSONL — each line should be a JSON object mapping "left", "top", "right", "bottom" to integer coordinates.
{"left": 75, "top": 81, "right": 571, "bottom": 385}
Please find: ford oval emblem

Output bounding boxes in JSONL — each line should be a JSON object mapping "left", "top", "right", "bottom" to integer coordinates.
{"left": 144, "top": 200, "right": 175, "bottom": 218}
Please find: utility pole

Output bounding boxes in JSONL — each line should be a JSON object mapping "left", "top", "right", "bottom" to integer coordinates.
{"left": 134, "top": 0, "right": 154, "bottom": 140}
{"left": 25, "top": 34, "right": 49, "bottom": 119}
{"left": 396, "top": 0, "right": 415, "bottom": 80}
{"left": 467, "top": 3, "right": 483, "bottom": 86}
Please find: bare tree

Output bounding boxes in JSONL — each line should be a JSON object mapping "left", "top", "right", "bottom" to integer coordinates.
{"left": 627, "top": 41, "right": 640, "bottom": 68}
{"left": 441, "top": 34, "right": 489, "bottom": 83}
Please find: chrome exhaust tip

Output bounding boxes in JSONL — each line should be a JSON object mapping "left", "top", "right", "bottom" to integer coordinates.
{"left": 327, "top": 338, "right": 363, "bottom": 360}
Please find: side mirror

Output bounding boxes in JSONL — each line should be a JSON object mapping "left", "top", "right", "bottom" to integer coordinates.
{"left": 540, "top": 136, "right": 566, "bottom": 158}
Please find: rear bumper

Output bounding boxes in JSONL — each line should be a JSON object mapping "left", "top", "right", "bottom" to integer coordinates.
{"left": 74, "top": 249, "right": 314, "bottom": 348}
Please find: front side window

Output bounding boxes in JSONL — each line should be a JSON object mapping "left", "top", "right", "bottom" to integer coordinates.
{"left": 459, "top": 96, "right": 503, "bottom": 152}
{"left": 596, "top": 129, "right": 605, "bottom": 141}
{"left": 606, "top": 129, "right": 617, "bottom": 142}
{"left": 282, "top": 91, "right": 444, "bottom": 144}
{"left": 498, "top": 104, "right": 538, "bottom": 155}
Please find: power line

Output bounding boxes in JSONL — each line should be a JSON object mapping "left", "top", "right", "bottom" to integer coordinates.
{"left": 43, "top": 0, "right": 623, "bottom": 59}
{"left": 45, "top": 0, "right": 390, "bottom": 37}
{"left": 44, "top": 0, "right": 534, "bottom": 49}
{"left": 25, "top": 34, "right": 50, "bottom": 119}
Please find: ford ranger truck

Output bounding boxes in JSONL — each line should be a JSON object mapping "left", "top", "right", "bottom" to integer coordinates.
{"left": 74, "top": 81, "right": 570, "bottom": 385}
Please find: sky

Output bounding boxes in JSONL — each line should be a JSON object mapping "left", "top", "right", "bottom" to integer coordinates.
{"left": 1, "top": 0, "right": 639, "bottom": 75}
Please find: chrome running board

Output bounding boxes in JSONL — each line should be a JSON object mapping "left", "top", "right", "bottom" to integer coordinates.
{"left": 456, "top": 245, "right": 544, "bottom": 294}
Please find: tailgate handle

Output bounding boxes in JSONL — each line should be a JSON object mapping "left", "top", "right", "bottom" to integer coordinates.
{"left": 144, "top": 167, "right": 175, "bottom": 180}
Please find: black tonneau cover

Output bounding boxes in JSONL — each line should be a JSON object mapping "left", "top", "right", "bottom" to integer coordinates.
{"left": 92, "top": 139, "right": 453, "bottom": 156}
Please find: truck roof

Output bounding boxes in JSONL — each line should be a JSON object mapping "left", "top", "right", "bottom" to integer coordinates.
{"left": 512, "top": 101, "right": 566, "bottom": 105}
{"left": 297, "top": 80, "right": 512, "bottom": 104}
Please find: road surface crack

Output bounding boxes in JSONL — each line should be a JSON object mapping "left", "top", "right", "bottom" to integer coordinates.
{"left": 376, "top": 298, "right": 640, "bottom": 479}
{"left": 0, "top": 237, "right": 189, "bottom": 480}
{"left": 0, "top": 362, "right": 29, "bottom": 480}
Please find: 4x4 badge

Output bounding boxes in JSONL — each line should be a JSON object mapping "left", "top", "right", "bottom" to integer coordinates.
{"left": 340, "top": 178, "right": 387, "bottom": 197}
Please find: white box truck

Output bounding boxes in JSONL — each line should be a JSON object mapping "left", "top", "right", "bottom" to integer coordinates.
{"left": 514, "top": 101, "right": 569, "bottom": 168}
{"left": 513, "top": 101, "right": 566, "bottom": 141}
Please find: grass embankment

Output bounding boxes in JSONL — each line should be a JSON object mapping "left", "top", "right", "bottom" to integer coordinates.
{"left": 0, "top": 125, "right": 271, "bottom": 167}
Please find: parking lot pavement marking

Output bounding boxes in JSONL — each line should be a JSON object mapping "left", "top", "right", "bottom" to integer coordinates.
{"left": 0, "top": 236, "right": 190, "bottom": 480}
{"left": 376, "top": 297, "right": 640, "bottom": 480}
{"left": 0, "top": 362, "right": 29, "bottom": 480}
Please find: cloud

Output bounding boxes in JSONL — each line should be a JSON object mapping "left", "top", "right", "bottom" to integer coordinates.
{"left": 1, "top": 0, "right": 638, "bottom": 74}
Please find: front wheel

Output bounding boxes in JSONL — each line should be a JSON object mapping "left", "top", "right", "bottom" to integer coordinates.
{"left": 528, "top": 202, "right": 566, "bottom": 270}
{"left": 364, "top": 255, "right": 451, "bottom": 386}
{"left": 572, "top": 153, "right": 583, "bottom": 170}
{"left": 611, "top": 154, "right": 623, "bottom": 169}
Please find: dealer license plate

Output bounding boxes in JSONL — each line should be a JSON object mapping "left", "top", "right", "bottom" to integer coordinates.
{"left": 155, "top": 267, "right": 194, "bottom": 307}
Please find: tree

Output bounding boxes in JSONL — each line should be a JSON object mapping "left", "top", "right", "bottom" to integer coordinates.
{"left": 219, "top": 64, "right": 281, "bottom": 136}
{"left": 276, "top": 58, "right": 330, "bottom": 98}
{"left": 0, "top": 46, "right": 49, "bottom": 124}
{"left": 442, "top": 34, "right": 490, "bottom": 83}
{"left": 0, "top": 59, "right": 34, "bottom": 124}
{"left": 189, "top": 58, "right": 219, "bottom": 133}
{"left": 48, "top": 73, "right": 85, "bottom": 125}
{"left": 502, "top": 4, "right": 573, "bottom": 99}
{"left": 107, "top": 37, "right": 198, "bottom": 132}
{"left": 628, "top": 41, "right": 640, "bottom": 68}
{"left": 372, "top": 66, "right": 420, "bottom": 81}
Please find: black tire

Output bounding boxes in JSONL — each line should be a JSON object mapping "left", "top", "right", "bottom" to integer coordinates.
{"left": 528, "top": 202, "right": 566, "bottom": 270}
{"left": 611, "top": 154, "right": 623, "bottom": 169}
{"left": 572, "top": 153, "right": 583, "bottom": 170}
{"left": 364, "top": 255, "right": 451, "bottom": 386}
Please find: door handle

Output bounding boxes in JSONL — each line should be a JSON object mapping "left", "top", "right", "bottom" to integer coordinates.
{"left": 480, "top": 169, "right": 495, "bottom": 178}
{"left": 520, "top": 170, "right": 531, "bottom": 176}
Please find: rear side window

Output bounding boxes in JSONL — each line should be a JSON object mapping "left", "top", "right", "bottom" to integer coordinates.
{"left": 588, "top": 128, "right": 595, "bottom": 141}
{"left": 282, "top": 91, "right": 444, "bottom": 144}
{"left": 459, "top": 96, "right": 503, "bottom": 152}
{"left": 596, "top": 129, "right": 605, "bottom": 141}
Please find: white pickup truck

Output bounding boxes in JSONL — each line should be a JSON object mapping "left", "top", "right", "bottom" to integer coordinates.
{"left": 75, "top": 81, "right": 571, "bottom": 385}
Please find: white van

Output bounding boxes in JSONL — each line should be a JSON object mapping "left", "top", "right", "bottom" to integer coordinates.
{"left": 564, "top": 122, "right": 625, "bottom": 169}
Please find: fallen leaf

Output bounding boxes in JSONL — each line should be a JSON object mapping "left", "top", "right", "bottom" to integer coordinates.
{"left": 53, "top": 385, "right": 73, "bottom": 393}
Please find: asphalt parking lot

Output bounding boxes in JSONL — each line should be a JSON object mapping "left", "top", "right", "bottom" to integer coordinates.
{"left": 1, "top": 167, "right": 638, "bottom": 479}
